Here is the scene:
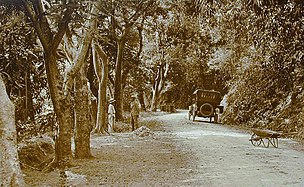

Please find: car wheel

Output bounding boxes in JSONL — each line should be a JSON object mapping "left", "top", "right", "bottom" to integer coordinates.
{"left": 200, "top": 103, "right": 214, "bottom": 117}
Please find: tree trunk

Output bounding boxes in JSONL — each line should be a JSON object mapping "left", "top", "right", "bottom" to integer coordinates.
{"left": 74, "top": 66, "right": 91, "bottom": 158}
{"left": 91, "top": 99, "right": 98, "bottom": 131}
{"left": 60, "top": 7, "right": 97, "bottom": 160}
{"left": 114, "top": 39, "right": 125, "bottom": 120}
{"left": 87, "top": 53, "right": 98, "bottom": 97}
{"left": 151, "top": 67, "right": 162, "bottom": 112}
{"left": 138, "top": 90, "right": 146, "bottom": 111}
{"left": 151, "top": 86, "right": 160, "bottom": 112}
{"left": 87, "top": 53, "right": 98, "bottom": 130}
{"left": 23, "top": 0, "right": 75, "bottom": 167}
{"left": 44, "top": 52, "right": 73, "bottom": 168}
{"left": 92, "top": 41, "right": 109, "bottom": 134}
{"left": 100, "top": 62, "right": 108, "bottom": 131}
{"left": 150, "top": 63, "right": 169, "bottom": 112}
{"left": 0, "top": 75, "right": 25, "bottom": 187}
{"left": 25, "top": 70, "right": 35, "bottom": 121}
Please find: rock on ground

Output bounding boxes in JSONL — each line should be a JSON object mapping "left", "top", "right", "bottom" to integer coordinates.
{"left": 18, "top": 136, "right": 55, "bottom": 171}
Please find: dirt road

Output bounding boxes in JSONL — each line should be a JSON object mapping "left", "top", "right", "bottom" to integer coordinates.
{"left": 24, "top": 110, "right": 304, "bottom": 186}
{"left": 153, "top": 110, "right": 304, "bottom": 187}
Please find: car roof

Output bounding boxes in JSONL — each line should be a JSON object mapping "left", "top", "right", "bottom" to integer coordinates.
{"left": 193, "top": 89, "right": 221, "bottom": 95}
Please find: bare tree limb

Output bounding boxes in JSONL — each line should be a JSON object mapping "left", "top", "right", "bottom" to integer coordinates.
{"left": 22, "top": 0, "right": 50, "bottom": 50}
{"left": 127, "top": 0, "right": 153, "bottom": 27}
{"left": 63, "top": 6, "right": 98, "bottom": 96}
{"left": 108, "top": 74, "right": 115, "bottom": 87}
{"left": 51, "top": 7, "right": 74, "bottom": 51}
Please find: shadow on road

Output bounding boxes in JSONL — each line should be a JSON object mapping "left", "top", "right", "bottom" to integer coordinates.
{"left": 191, "top": 118, "right": 222, "bottom": 125}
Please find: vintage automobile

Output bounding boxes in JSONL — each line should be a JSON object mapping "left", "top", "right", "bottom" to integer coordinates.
{"left": 188, "top": 89, "right": 224, "bottom": 122}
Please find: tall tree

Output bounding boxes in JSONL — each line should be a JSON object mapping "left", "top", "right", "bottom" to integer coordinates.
{"left": 21, "top": 0, "right": 74, "bottom": 167}
{"left": 92, "top": 40, "right": 109, "bottom": 134}
{"left": 62, "top": 5, "right": 98, "bottom": 158}
{"left": 142, "top": 13, "right": 172, "bottom": 111}
{"left": 126, "top": 20, "right": 147, "bottom": 111}
{"left": 74, "top": 64, "right": 92, "bottom": 158}
{"left": 22, "top": 0, "right": 97, "bottom": 167}
{"left": 165, "top": 0, "right": 223, "bottom": 107}
{"left": 151, "top": 63, "right": 169, "bottom": 111}
{"left": 0, "top": 75, "right": 25, "bottom": 186}
{"left": 98, "top": 0, "right": 155, "bottom": 120}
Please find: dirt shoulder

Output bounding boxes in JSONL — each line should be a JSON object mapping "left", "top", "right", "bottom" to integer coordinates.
{"left": 23, "top": 112, "right": 194, "bottom": 186}
{"left": 23, "top": 110, "right": 304, "bottom": 186}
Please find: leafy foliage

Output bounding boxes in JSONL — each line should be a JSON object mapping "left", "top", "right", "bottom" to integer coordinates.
{"left": 216, "top": 0, "right": 304, "bottom": 140}
{"left": 0, "top": 7, "right": 47, "bottom": 123}
{"left": 143, "top": 1, "right": 226, "bottom": 108}
{"left": 1, "top": 0, "right": 304, "bottom": 142}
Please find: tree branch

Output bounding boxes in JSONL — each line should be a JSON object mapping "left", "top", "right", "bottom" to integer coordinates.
{"left": 91, "top": 40, "right": 102, "bottom": 79}
{"left": 108, "top": 74, "right": 115, "bottom": 87}
{"left": 22, "top": 0, "right": 50, "bottom": 50}
{"left": 95, "top": 42, "right": 108, "bottom": 61}
{"left": 127, "top": 0, "right": 153, "bottom": 28}
{"left": 64, "top": 6, "right": 97, "bottom": 95}
{"left": 51, "top": 7, "right": 74, "bottom": 52}
{"left": 136, "top": 18, "right": 144, "bottom": 61}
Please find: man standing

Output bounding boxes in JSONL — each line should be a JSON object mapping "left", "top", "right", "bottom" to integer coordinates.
{"left": 130, "top": 95, "right": 140, "bottom": 131}
{"left": 108, "top": 98, "right": 116, "bottom": 133}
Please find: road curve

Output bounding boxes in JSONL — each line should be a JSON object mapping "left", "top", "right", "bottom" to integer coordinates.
{"left": 150, "top": 110, "right": 304, "bottom": 187}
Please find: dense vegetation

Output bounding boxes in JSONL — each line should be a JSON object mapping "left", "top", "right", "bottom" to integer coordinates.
{"left": 215, "top": 1, "right": 304, "bottom": 140}
{"left": 0, "top": 0, "right": 303, "bottom": 173}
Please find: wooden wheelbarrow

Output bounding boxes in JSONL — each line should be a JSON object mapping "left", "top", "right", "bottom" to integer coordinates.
{"left": 249, "top": 129, "right": 296, "bottom": 148}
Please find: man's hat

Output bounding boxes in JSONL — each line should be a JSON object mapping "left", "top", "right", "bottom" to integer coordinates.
{"left": 109, "top": 98, "right": 115, "bottom": 103}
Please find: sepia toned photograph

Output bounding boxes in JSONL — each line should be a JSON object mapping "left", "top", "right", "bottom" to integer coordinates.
{"left": 0, "top": 0, "right": 303, "bottom": 186}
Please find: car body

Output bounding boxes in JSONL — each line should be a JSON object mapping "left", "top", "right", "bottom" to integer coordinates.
{"left": 189, "top": 89, "right": 223, "bottom": 122}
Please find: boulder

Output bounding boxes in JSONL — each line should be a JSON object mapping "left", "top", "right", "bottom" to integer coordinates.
{"left": 18, "top": 136, "right": 55, "bottom": 170}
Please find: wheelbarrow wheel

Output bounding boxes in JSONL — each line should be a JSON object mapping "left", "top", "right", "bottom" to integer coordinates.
{"left": 250, "top": 134, "right": 262, "bottom": 146}
{"left": 262, "top": 138, "right": 270, "bottom": 148}
{"left": 269, "top": 137, "right": 279, "bottom": 148}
